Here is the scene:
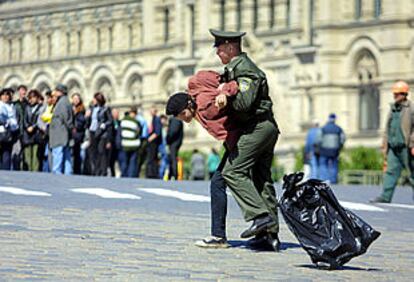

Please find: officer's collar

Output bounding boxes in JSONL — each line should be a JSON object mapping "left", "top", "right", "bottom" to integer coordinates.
{"left": 225, "top": 52, "right": 246, "bottom": 72}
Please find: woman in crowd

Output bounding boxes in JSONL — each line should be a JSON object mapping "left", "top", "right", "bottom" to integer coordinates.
{"left": 38, "top": 90, "right": 55, "bottom": 172}
{"left": 85, "top": 92, "right": 113, "bottom": 176}
{"left": 0, "top": 88, "right": 19, "bottom": 170}
{"left": 71, "top": 93, "right": 86, "bottom": 175}
{"left": 22, "top": 89, "right": 43, "bottom": 171}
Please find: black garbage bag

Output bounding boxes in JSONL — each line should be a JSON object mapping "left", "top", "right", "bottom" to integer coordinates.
{"left": 279, "top": 172, "right": 381, "bottom": 269}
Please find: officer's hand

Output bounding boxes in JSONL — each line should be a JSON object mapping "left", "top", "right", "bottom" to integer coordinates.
{"left": 410, "top": 147, "right": 414, "bottom": 156}
{"left": 215, "top": 94, "right": 228, "bottom": 110}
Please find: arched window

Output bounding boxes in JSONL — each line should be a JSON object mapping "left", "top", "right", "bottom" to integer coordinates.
{"left": 286, "top": 0, "right": 291, "bottom": 27}
{"left": 36, "top": 82, "right": 51, "bottom": 95}
{"left": 220, "top": 0, "right": 225, "bottom": 30}
{"left": 67, "top": 79, "right": 81, "bottom": 95}
{"left": 66, "top": 31, "right": 71, "bottom": 55}
{"left": 355, "top": 50, "right": 380, "bottom": 131}
{"left": 236, "top": 0, "right": 242, "bottom": 31}
{"left": 374, "top": 0, "right": 381, "bottom": 18}
{"left": 127, "top": 74, "right": 143, "bottom": 101}
{"left": 355, "top": 0, "right": 362, "bottom": 20}
{"left": 96, "top": 28, "right": 101, "bottom": 52}
{"left": 164, "top": 7, "right": 169, "bottom": 43}
{"left": 253, "top": 0, "right": 258, "bottom": 30}
{"left": 269, "top": 0, "right": 275, "bottom": 28}
{"left": 162, "top": 70, "right": 175, "bottom": 97}
{"left": 96, "top": 77, "right": 114, "bottom": 102}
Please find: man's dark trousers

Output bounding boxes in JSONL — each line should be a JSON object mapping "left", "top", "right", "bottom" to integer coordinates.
{"left": 211, "top": 170, "right": 227, "bottom": 238}
{"left": 119, "top": 150, "right": 138, "bottom": 178}
{"left": 169, "top": 143, "right": 181, "bottom": 179}
{"left": 210, "top": 151, "right": 229, "bottom": 238}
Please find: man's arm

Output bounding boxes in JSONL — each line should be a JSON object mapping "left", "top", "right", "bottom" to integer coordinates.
{"left": 148, "top": 117, "right": 162, "bottom": 142}
{"left": 229, "top": 75, "right": 262, "bottom": 112}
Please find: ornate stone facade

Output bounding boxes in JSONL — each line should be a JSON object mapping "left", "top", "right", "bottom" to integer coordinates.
{"left": 1, "top": 0, "right": 413, "bottom": 169}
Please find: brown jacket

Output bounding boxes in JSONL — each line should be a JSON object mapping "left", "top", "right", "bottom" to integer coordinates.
{"left": 383, "top": 99, "right": 414, "bottom": 152}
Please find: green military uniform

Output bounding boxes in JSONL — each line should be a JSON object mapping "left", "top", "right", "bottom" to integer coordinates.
{"left": 210, "top": 29, "right": 280, "bottom": 234}
{"left": 381, "top": 102, "right": 414, "bottom": 202}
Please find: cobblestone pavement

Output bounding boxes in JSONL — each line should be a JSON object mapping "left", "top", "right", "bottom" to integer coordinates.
{"left": 0, "top": 171, "right": 413, "bottom": 281}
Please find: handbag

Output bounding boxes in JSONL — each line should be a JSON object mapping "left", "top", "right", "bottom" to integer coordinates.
{"left": 0, "top": 124, "right": 13, "bottom": 143}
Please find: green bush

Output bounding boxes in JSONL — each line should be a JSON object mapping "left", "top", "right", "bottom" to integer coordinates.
{"left": 294, "top": 146, "right": 305, "bottom": 172}
{"left": 178, "top": 150, "right": 194, "bottom": 180}
{"left": 339, "top": 147, "right": 383, "bottom": 171}
{"left": 272, "top": 156, "right": 285, "bottom": 182}
{"left": 293, "top": 146, "right": 383, "bottom": 171}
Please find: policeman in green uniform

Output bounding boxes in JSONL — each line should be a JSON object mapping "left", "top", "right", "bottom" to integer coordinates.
{"left": 209, "top": 29, "right": 281, "bottom": 248}
{"left": 371, "top": 81, "right": 414, "bottom": 203}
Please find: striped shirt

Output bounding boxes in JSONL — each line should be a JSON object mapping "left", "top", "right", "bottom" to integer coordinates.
{"left": 120, "top": 116, "right": 141, "bottom": 151}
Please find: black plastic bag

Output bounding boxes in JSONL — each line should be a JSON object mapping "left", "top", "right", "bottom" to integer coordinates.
{"left": 279, "top": 172, "right": 381, "bottom": 269}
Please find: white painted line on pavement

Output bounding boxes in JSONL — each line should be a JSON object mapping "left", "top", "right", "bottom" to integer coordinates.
{"left": 0, "top": 186, "right": 51, "bottom": 197}
{"left": 71, "top": 188, "right": 141, "bottom": 199}
{"left": 339, "top": 201, "right": 387, "bottom": 212}
{"left": 138, "top": 188, "right": 210, "bottom": 202}
{"left": 377, "top": 203, "right": 414, "bottom": 210}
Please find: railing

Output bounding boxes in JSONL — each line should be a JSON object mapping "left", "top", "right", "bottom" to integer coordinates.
{"left": 340, "top": 170, "right": 383, "bottom": 185}
{"left": 340, "top": 169, "right": 410, "bottom": 186}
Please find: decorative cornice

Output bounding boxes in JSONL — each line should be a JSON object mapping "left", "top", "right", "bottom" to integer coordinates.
{"left": 0, "top": 42, "right": 184, "bottom": 69}
{"left": 0, "top": 0, "right": 141, "bottom": 20}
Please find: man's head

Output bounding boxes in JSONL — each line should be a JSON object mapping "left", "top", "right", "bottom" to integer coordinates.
{"left": 160, "top": 114, "right": 168, "bottom": 127}
{"left": 28, "top": 89, "right": 41, "bottom": 105}
{"left": 54, "top": 83, "right": 68, "bottom": 97}
{"left": 150, "top": 105, "right": 158, "bottom": 116}
{"left": 392, "top": 80, "right": 409, "bottom": 104}
{"left": 129, "top": 106, "right": 137, "bottom": 118}
{"left": 71, "top": 93, "right": 82, "bottom": 106}
{"left": 209, "top": 29, "right": 245, "bottom": 64}
{"left": 17, "top": 84, "right": 27, "bottom": 100}
{"left": 112, "top": 108, "right": 119, "bottom": 120}
{"left": 328, "top": 113, "right": 336, "bottom": 123}
{"left": 45, "top": 90, "right": 53, "bottom": 105}
{"left": 93, "top": 92, "right": 106, "bottom": 107}
{"left": 166, "top": 92, "right": 196, "bottom": 123}
{"left": 0, "top": 88, "right": 13, "bottom": 103}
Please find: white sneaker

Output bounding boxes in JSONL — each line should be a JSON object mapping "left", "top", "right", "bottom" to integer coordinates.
{"left": 194, "top": 236, "right": 230, "bottom": 248}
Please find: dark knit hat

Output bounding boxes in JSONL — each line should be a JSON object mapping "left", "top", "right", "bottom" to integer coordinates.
{"left": 55, "top": 83, "right": 68, "bottom": 95}
{"left": 166, "top": 92, "right": 191, "bottom": 116}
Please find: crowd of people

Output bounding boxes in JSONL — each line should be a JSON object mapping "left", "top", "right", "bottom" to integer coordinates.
{"left": 0, "top": 84, "right": 184, "bottom": 179}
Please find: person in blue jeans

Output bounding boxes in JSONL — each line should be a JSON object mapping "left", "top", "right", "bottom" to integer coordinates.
{"left": 158, "top": 115, "right": 169, "bottom": 179}
{"left": 49, "top": 84, "right": 74, "bottom": 175}
{"left": 317, "top": 113, "right": 346, "bottom": 184}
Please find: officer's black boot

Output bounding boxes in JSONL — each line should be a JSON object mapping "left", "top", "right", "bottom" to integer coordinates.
{"left": 240, "top": 214, "right": 276, "bottom": 239}
{"left": 266, "top": 233, "right": 281, "bottom": 252}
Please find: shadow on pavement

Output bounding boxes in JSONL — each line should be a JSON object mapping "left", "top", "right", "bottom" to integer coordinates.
{"left": 228, "top": 240, "right": 301, "bottom": 252}
{"left": 296, "top": 264, "right": 382, "bottom": 272}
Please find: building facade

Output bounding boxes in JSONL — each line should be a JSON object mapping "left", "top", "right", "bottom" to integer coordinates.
{"left": 1, "top": 0, "right": 413, "bottom": 169}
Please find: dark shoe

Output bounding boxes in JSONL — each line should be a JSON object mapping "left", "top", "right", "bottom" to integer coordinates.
{"left": 194, "top": 236, "right": 230, "bottom": 248}
{"left": 266, "top": 233, "right": 281, "bottom": 252}
{"left": 369, "top": 196, "right": 390, "bottom": 203}
{"left": 247, "top": 233, "right": 268, "bottom": 248}
{"left": 240, "top": 215, "right": 276, "bottom": 239}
